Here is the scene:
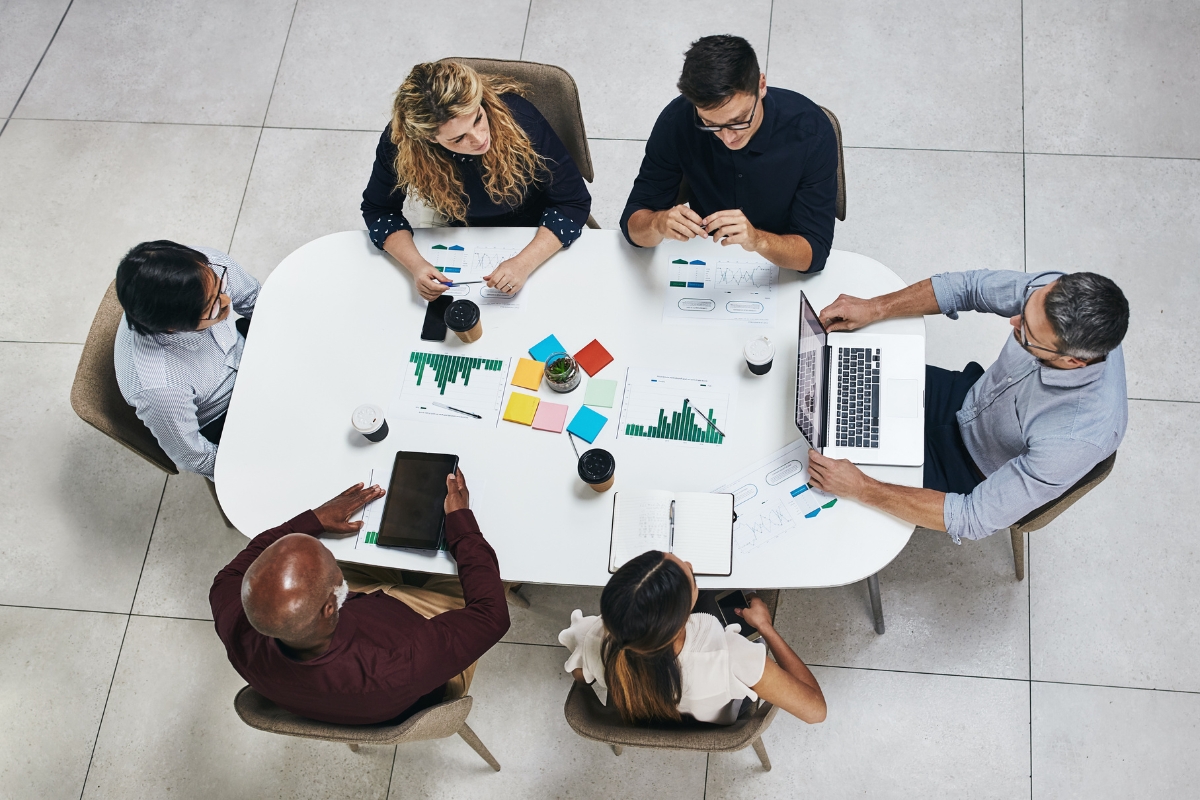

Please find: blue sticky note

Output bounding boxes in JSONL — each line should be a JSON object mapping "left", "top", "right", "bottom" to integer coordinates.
{"left": 567, "top": 406, "right": 607, "bottom": 443}
{"left": 529, "top": 334, "right": 566, "bottom": 363}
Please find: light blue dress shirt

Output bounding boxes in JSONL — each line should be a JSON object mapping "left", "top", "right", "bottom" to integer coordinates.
{"left": 931, "top": 270, "right": 1127, "bottom": 542}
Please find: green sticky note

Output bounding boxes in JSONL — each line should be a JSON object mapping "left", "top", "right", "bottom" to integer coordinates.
{"left": 583, "top": 378, "right": 618, "bottom": 408}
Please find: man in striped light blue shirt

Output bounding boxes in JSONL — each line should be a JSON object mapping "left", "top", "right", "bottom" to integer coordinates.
{"left": 114, "top": 241, "right": 260, "bottom": 480}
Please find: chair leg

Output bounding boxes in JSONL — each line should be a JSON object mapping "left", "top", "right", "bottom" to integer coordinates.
{"left": 1010, "top": 528, "right": 1025, "bottom": 581}
{"left": 751, "top": 737, "right": 772, "bottom": 771}
{"left": 348, "top": 743, "right": 359, "bottom": 753}
{"left": 205, "top": 479, "right": 235, "bottom": 528}
{"left": 866, "top": 573, "right": 885, "bottom": 635}
{"left": 612, "top": 744, "right": 623, "bottom": 756}
{"left": 457, "top": 723, "right": 501, "bottom": 771}
{"left": 505, "top": 584, "right": 530, "bottom": 609}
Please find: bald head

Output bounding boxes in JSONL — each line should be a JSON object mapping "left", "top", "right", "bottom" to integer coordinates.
{"left": 242, "top": 534, "right": 343, "bottom": 645}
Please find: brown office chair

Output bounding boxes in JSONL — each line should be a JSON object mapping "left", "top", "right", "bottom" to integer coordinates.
{"left": 70, "top": 279, "right": 233, "bottom": 527}
{"left": 443, "top": 57, "right": 600, "bottom": 230}
{"left": 1008, "top": 452, "right": 1117, "bottom": 580}
{"left": 233, "top": 686, "right": 500, "bottom": 770}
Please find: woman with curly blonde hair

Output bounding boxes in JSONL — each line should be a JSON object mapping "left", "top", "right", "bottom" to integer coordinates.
{"left": 361, "top": 61, "right": 591, "bottom": 301}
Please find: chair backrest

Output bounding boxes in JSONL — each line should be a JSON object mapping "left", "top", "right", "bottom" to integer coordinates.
{"left": 233, "top": 685, "right": 472, "bottom": 745}
{"left": 1013, "top": 452, "right": 1117, "bottom": 534}
{"left": 70, "top": 280, "right": 178, "bottom": 475}
{"left": 442, "top": 57, "right": 594, "bottom": 183}
{"left": 819, "top": 106, "right": 847, "bottom": 222}
{"left": 563, "top": 681, "right": 778, "bottom": 753}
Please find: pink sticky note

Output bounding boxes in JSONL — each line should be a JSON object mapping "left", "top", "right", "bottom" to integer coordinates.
{"left": 531, "top": 401, "right": 569, "bottom": 433}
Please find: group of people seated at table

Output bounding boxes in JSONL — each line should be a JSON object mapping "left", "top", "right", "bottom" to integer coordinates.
{"left": 108, "top": 34, "right": 1130, "bottom": 730}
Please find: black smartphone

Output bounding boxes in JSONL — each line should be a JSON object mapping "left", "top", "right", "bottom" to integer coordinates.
{"left": 716, "top": 590, "right": 761, "bottom": 641}
{"left": 376, "top": 451, "right": 459, "bottom": 550}
{"left": 420, "top": 295, "right": 453, "bottom": 341}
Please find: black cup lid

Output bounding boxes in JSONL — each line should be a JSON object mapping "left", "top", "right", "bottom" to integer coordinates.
{"left": 577, "top": 448, "right": 615, "bottom": 483}
{"left": 444, "top": 299, "right": 480, "bottom": 331}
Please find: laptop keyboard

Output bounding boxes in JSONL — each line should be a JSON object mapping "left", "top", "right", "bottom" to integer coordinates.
{"left": 836, "top": 347, "right": 880, "bottom": 448}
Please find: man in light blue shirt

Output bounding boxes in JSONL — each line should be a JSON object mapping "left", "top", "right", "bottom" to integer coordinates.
{"left": 114, "top": 241, "right": 259, "bottom": 480}
{"left": 807, "top": 270, "right": 1129, "bottom": 543}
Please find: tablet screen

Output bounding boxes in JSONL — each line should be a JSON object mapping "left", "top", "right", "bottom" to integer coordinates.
{"left": 376, "top": 451, "right": 459, "bottom": 550}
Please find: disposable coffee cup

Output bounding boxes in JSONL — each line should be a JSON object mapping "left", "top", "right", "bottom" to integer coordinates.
{"left": 577, "top": 448, "right": 616, "bottom": 493}
{"left": 444, "top": 299, "right": 483, "bottom": 343}
{"left": 744, "top": 336, "right": 775, "bottom": 375}
{"left": 351, "top": 404, "right": 389, "bottom": 443}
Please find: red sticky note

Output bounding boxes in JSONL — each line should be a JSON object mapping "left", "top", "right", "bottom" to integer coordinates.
{"left": 574, "top": 339, "right": 613, "bottom": 376}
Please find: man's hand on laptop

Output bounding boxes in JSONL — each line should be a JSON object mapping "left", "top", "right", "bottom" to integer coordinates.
{"left": 808, "top": 450, "right": 871, "bottom": 500}
{"left": 819, "top": 295, "right": 880, "bottom": 332}
{"left": 313, "top": 482, "right": 386, "bottom": 538}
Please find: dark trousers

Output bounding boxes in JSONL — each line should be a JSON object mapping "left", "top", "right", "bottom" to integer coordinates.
{"left": 198, "top": 316, "right": 250, "bottom": 445}
{"left": 924, "top": 363, "right": 986, "bottom": 494}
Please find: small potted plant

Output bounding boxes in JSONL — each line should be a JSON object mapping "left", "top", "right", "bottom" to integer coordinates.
{"left": 544, "top": 351, "right": 581, "bottom": 393}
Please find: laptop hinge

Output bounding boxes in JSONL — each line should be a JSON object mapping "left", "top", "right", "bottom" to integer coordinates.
{"left": 820, "top": 343, "right": 832, "bottom": 450}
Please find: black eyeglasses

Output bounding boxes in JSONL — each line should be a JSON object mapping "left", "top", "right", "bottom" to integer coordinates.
{"left": 1017, "top": 274, "right": 1070, "bottom": 357}
{"left": 207, "top": 265, "right": 229, "bottom": 320}
{"left": 694, "top": 94, "right": 759, "bottom": 132}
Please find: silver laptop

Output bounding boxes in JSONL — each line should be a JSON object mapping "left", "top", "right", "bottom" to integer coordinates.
{"left": 795, "top": 292, "right": 925, "bottom": 466}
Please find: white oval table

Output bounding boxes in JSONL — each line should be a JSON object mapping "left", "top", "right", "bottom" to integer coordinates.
{"left": 216, "top": 228, "right": 923, "bottom": 589}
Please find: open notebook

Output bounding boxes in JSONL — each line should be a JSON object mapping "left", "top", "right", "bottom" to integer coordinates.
{"left": 609, "top": 490, "right": 735, "bottom": 576}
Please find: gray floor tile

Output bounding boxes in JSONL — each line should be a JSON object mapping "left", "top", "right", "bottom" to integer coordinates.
{"left": 1024, "top": 0, "right": 1200, "bottom": 158}
{"left": 503, "top": 583, "right": 602, "bottom": 646}
{"left": 1031, "top": 400, "right": 1200, "bottom": 692}
{"left": 1025, "top": 153, "right": 1200, "bottom": 403}
{"left": 265, "top": 0, "right": 528, "bottom": 130}
{"left": 1032, "top": 682, "right": 1200, "bottom": 799}
{"left": 586, "top": 138, "right": 646, "bottom": 230}
{"left": 774, "top": 527, "right": 1029, "bottom": 680}
{"left": 0, "top": 606, "right": 127, "bottom": 800}
{"left": 82, "top": 615, "right": 395, "bottom": 800}
{"left": 388, "top": 642, "right": 707, "bottom": 799}
{"left": 0, "top": 119, "right": 258, "bottom": 343}
{"left": 132, "top": 473, "right": 247, "bottom": 622}
{"left": 833, "top": 147, "right": 1025, "bottom": 370}
{"left": 0, "top": 342, "right": 165, "bottom": 613}
{"left": 706, "top": 666, "right": 1030, "bottom": 799}
{"left": 768, "top": 0, "right": 1023, "bottom": 152}
{"left": 0, "top": 0, "right": 69, "bottom": 116}
{"left": 14, "top": 0, "right": 293, "bottom": 125}
{"left": 523, "top": 0, "right": 771, "bottom": 141}
{"left": 229, "top": 127, "right": 381, "bottom": 281}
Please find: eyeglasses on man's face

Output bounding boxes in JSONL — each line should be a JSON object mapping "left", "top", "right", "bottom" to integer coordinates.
{"left": 208, "top": 265, "right": 229, "bottom": 320}
{"left": 694, "top": 93, "right": 759, "bottom": 132}
{"left": 1017, "top": 279, "right": 1071, "bottom": 358}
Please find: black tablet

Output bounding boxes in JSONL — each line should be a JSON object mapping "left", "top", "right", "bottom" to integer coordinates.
{"left": 376, "top": 451, "right": 459, "bottom": 550}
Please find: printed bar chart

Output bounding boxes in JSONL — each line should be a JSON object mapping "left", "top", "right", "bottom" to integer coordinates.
{"left": 410, "top": 351, "right": 505, "bottom": 395}
{"left": 618, "top": 368, "right": 736, "bottom": 447}
{"left": 624, "top": 399, "right": 725, "bottom": 444}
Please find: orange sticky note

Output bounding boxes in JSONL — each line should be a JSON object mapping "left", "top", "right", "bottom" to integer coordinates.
{"left": 574, "top": 339, "right": 613, "bottom": 376}
{"left": 502, "top": 392, "right": 540, "bottom": 425}
{"left": 512, "top": 358, "right": 545, "bottom": 390}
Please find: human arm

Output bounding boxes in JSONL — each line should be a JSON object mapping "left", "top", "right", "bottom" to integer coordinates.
{"left": 818, "top": 278, "right": 942, "bottom": 333}
{"left": 807, "top": 449, "right": 948, "bottom": 530}
{"left": 703, "top": 210, "right": 815, "bottom": 272}
{"left": 130, "top": 386, "right": 220, "bottom": 479}
{"left": 621, "top": 103, "right": 705, "bottom": 247}
{"left": 736, "top": 596, "right": 826, "bottom": 723}
{"left": 482, "top": 225, "right": 564, "bottom": 295}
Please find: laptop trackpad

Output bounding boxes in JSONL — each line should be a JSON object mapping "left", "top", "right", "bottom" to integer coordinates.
{"left": 883, "top": 379, "right": 920, "bottom": 418}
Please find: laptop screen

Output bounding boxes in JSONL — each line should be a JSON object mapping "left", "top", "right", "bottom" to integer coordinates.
{"left": 796, "top": 292, "right": 827, "bottom": 449}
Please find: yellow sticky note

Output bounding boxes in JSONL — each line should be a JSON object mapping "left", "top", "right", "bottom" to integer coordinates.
{"left": 503, "top": 392, "right": 540, "bottom": 425}
{"left": 512, "top": 358, "right": 545, "bottom": 391}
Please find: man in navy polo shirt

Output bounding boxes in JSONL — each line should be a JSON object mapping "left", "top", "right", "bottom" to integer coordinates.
{"left": 622, "top": 35, "right": 838, "bottom": 273}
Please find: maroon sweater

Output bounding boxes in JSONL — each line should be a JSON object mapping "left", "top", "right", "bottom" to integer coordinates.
{"left": 209, "top": 509, "right": 509, "bottom": 725}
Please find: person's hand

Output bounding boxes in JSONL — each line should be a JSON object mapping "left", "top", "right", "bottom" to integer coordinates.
{"left": 807, "top": 450, "right": 872, "bottom": 500}
{"left": 484, "top": 258, "right": 532, "bottom": 295}
{"left": 819, "top": 294, "right": 879, "bottom": 332}
{"left": 654, "top": 204, "right": 707, "bottom": 241}
{"left": 409, "top": 262, "right": 453, "bottom": 302}
{"left": 313, "top": 482, "right": 385, "bottom": 538}
{"left": 445, "top": 467, "right": 470, "bottom": 514}
{"left": 733, "top": 593, "right": 774, "bottom": 633}
{"left": 703, "top": 209, "right": 760, "bottom": 251}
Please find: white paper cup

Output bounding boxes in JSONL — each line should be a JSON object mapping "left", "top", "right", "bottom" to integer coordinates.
{"left": 351, "top": 404, "right": 388, "bottom": 442}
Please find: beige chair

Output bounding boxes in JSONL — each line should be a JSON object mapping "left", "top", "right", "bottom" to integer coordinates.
{"left": 1008, "top": 452, "right": 1117, "bottom": 580}
{"left": 444, "top": 57, "right": 600, "bottom": 230}
{"left": 233, "top": 686, "right": 500, "bottom": 770}
{"left": 70, "top": 279, "right": 232, "bottom": 526}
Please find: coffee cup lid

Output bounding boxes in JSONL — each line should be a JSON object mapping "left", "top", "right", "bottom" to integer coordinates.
{"left": 577, "top": 448, "right": 615, "bottom": 483}
{"left": 351, "top": 404, "right": 384, "bottom": 434}
{"left": 444, "top": 299, "right": 480, "bottom": 331}
{"left": 744, "top": 336, "right": 775, "bottom": 365}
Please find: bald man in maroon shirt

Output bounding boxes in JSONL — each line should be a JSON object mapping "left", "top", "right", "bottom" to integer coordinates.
{"left": 210, "top": 468, "right": 509, "bottom": 725}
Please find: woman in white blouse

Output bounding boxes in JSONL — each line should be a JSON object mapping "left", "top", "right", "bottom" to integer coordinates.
{"left": 560, "top": 551, "right": 826, "bottom": 725}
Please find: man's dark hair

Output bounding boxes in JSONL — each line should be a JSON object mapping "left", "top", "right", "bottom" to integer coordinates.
{"left": 115, "top": 241, "right": 212, "bottom": 336}
{"left": 1043, "top": 272, "right": 1129, "bottom": 361}
{"left": 677, "top": 35, "right": 761, "bottom": 109}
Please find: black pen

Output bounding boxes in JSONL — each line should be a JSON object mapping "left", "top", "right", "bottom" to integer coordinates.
{"left": 684, "top": 397, "right": 726, "bottom": 437}
{"left": 433, "top": 401, "right": 482, "bottom": 419}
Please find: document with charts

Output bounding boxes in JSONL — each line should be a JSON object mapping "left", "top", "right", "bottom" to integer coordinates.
{"left": 662, "top": 256, "right": 778, "bottom": 327}
{"left": 396, "top": 350, "right": 512, "bottom": 427}
{"left": 426, "top": 242, "right": 524, "bottom": 309}
{"left": 617, "top": 369, "right": 737, "bottom": 447}
{"left": 711, "top": 438, "right": 839, "bottom": 556}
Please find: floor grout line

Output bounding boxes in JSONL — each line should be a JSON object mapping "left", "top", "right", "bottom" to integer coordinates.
{"left": 0, "top": 0, "right": 75, "bottom": 140}
{"left": 77, "top": 613, "right": 130, "bottom": 800}
{"left": 127, "top": 477, "right": 169, "bottom": 614}
{"left": 763, "top": 0, "right": 775, "bottom": 74}
{"left": 519, "top": 0, "right": 533, "bottom": 60}
{"left": 1020, "top": 2, "right": 1033, "bottom": 787}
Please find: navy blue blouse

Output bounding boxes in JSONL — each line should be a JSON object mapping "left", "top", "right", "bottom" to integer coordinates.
{"left": 620, "top": 88, "right": 838, "bottom": 273}
{"left": 361, "top": 94, "right": 591, "bottom": 250}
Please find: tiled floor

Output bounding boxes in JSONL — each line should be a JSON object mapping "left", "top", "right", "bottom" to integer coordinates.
{"left": 1, "top": 1, "right": 1197, "bottom": 797}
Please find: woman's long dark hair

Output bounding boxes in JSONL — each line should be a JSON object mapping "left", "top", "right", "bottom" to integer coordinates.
{"left": 600, "top": 551, "right": 694, "bottom": 724}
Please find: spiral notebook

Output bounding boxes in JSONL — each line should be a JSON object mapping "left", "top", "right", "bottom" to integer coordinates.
{"left": 609, "top": 490, "right": 734, "bottom": 576}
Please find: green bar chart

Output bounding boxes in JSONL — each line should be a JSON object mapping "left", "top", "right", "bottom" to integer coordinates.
{"left": 398, "top": 351, "right": 511, "bottom": 426}
{"left": 410, "top": 351, "right": 505, "bottom": 395}
{"left": 618, "top": 368, "right": 734, "bottom": 446}
{"left": 624, "top": 399, "right": 725, "bottom": 444}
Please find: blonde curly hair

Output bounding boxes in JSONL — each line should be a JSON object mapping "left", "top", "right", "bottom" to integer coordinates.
{"left": 390, "top": 61, "right": 546, "bottom": 223}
